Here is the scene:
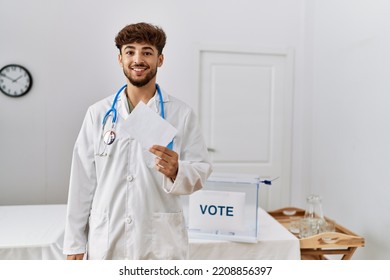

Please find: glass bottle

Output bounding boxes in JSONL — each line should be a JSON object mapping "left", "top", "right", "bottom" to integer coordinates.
{"left": 303, "top": 194, "right": 326, "bottom": 234}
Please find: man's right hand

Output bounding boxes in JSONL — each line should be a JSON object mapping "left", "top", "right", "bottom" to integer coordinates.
{"left": 67, "top": 254, "right": 84, "bottom": 260}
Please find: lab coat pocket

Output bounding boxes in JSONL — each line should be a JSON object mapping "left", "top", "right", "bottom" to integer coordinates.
{"left": 151, "top": 211, "right": 188, "bottom": 259}
{"left": 87, "top": 210, "right": 109, "bottom": 260}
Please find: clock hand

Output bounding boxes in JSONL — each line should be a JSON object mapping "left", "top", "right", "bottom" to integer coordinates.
{"left": 13, "top": 75, "right": 23, "bottom": 82}
{"left": 0, "top": 73, "right": 14, "bottom": 81}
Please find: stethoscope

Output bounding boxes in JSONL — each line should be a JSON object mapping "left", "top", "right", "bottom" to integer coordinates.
{"left": 97, "top": 83, "right": 173, "bottom": 157}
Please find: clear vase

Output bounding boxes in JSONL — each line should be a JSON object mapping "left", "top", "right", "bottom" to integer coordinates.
{"left": 302, "top": 194, "right": 326, "bottom": 236}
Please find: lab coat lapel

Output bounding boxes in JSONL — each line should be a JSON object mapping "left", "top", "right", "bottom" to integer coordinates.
{"left": 117, "top": 92, "right": 129, "bottom": 121}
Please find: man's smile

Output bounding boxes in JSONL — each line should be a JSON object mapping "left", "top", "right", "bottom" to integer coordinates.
{"left": 131, "top": 67, "right": 148, "bottom": 77}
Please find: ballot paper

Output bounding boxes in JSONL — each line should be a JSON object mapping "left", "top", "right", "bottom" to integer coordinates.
{"left": 120, "top": 101, "right": 177, "bottom": 150}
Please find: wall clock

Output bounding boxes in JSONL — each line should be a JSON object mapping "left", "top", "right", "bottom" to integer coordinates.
{"left": 0, "top": 64, "right": 33, "bottom": 97}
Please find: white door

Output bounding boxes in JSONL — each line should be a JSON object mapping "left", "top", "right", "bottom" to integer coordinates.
{"left": 198, "top": 46, "right": 294, "bottom": 210}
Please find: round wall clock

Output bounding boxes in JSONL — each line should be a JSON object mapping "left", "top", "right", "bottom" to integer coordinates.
{"left": 0, "top": 64, "right": 33, "bottom": 97}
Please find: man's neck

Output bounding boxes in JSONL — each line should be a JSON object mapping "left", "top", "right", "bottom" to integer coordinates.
{"left": 125, "top": 82, "right": 156, "bottom": 107}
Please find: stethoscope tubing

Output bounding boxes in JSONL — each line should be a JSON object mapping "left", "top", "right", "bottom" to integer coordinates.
{"left": 102, "top": 84, "right": 127, "bottom": 126}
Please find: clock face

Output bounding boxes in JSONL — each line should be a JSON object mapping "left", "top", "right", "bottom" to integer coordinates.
{"left": 0, "top": 64, "right": 33, "bottom": 97}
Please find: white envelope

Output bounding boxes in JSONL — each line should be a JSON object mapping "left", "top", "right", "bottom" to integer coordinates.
{"left": 120, "top": 101, "right": 177, "bottom": 150}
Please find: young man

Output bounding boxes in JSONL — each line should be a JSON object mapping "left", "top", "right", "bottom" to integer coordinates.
{"left": 63, "top": 22, "right": 212, "bottom": 260}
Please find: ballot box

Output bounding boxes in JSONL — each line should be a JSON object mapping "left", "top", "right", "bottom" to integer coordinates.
{"left": 181, "top": 173, "right": 261, "bottom": 243}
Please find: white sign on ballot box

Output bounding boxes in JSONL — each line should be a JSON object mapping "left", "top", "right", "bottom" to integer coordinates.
{"left": 182, "top": 173, "right": 261, "bottom": 243}
{"left": 189, "top": 190, "right": 246, "bottom": 232}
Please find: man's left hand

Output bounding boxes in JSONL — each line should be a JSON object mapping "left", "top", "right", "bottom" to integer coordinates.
{"left": 149, "top": 145, "right": 178, "bottom": 181}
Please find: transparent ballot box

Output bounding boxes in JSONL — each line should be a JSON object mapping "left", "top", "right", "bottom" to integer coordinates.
{"left": 181, "top": 173, "right": 261, "bottom": 243}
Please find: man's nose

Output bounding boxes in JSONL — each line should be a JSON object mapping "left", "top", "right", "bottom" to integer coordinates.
{"left": 133, "top": 53, "right": 143, "bottom": 64}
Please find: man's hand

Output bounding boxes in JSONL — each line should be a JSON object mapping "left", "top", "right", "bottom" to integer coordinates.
{"left": 67, "top": 254, "right": 84, "bottom": 260}
{"left": 149, "top": 145, "right": 178, "bottom": 180}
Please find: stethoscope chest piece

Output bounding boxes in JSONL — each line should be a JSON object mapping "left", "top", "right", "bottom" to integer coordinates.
{"left": 103, "top": 130, "right": 116, "bottom": 145}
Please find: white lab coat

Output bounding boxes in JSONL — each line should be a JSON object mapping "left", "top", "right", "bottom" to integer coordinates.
{"left": 63, "top": 87, "right": 212, "bottom": 259}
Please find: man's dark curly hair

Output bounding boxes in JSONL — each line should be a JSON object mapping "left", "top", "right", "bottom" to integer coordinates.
{"left": 115, "top": 22, "right": 166, "bottom": 55}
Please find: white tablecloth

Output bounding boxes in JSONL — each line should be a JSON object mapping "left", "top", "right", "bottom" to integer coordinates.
{"left": 189, "top": 207, "right": 300, "bottom": 259}
{"left": 0, "top": 204, "right": 66, "bottom": 260}
{"left": 0, "top": 205, "right": 300, "bottom": 260}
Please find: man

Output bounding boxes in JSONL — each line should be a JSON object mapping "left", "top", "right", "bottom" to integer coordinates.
{"left": 63, "top": 22, "right": 212, "bottom": 260}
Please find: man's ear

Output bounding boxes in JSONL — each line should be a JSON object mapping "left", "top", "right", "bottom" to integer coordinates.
{"left": 118, "top": 53, "right": 123, "bottom": 67}
{"left": 158, "top": 54, "right": 164, "bottom": 67}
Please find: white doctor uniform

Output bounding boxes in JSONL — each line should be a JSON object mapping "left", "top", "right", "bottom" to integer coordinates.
{"left": 63, "top": 87, "right": 212, "bottom": 259}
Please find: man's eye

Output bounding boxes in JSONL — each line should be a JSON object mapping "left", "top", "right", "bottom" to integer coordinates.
{"left": 144, "top": 52, "right": 152, "bottom": 56}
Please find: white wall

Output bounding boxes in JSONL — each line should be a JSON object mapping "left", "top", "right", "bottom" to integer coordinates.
{"left": 305, "top": 0, "right": 390, "bottom": 260}
{"left": 0, "top": 0, "right": 129, "bottom": 204}
{"left": 1, "top": 0, "right": 389, "bottom": 259}
{"left": 0, "top": 0, "right": 305, "bottom": 203}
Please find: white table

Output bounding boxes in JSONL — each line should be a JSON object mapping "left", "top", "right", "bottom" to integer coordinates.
{"left": 0, "top": 205, "right": 300, "bottom": 260}
{"left": 189, "top": 207, "right": 300, "bottom": 259}
{"left": 0, "top": 204, "right": 66, "bottom": 260}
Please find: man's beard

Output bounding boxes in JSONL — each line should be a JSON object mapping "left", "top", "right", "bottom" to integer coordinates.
{"left": 123, "top": 65, "right": 158, "bottom": 88}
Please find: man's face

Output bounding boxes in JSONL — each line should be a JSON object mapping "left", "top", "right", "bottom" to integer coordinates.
{"left": 118, "top": 42, "right": 163, "bottom": 87}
